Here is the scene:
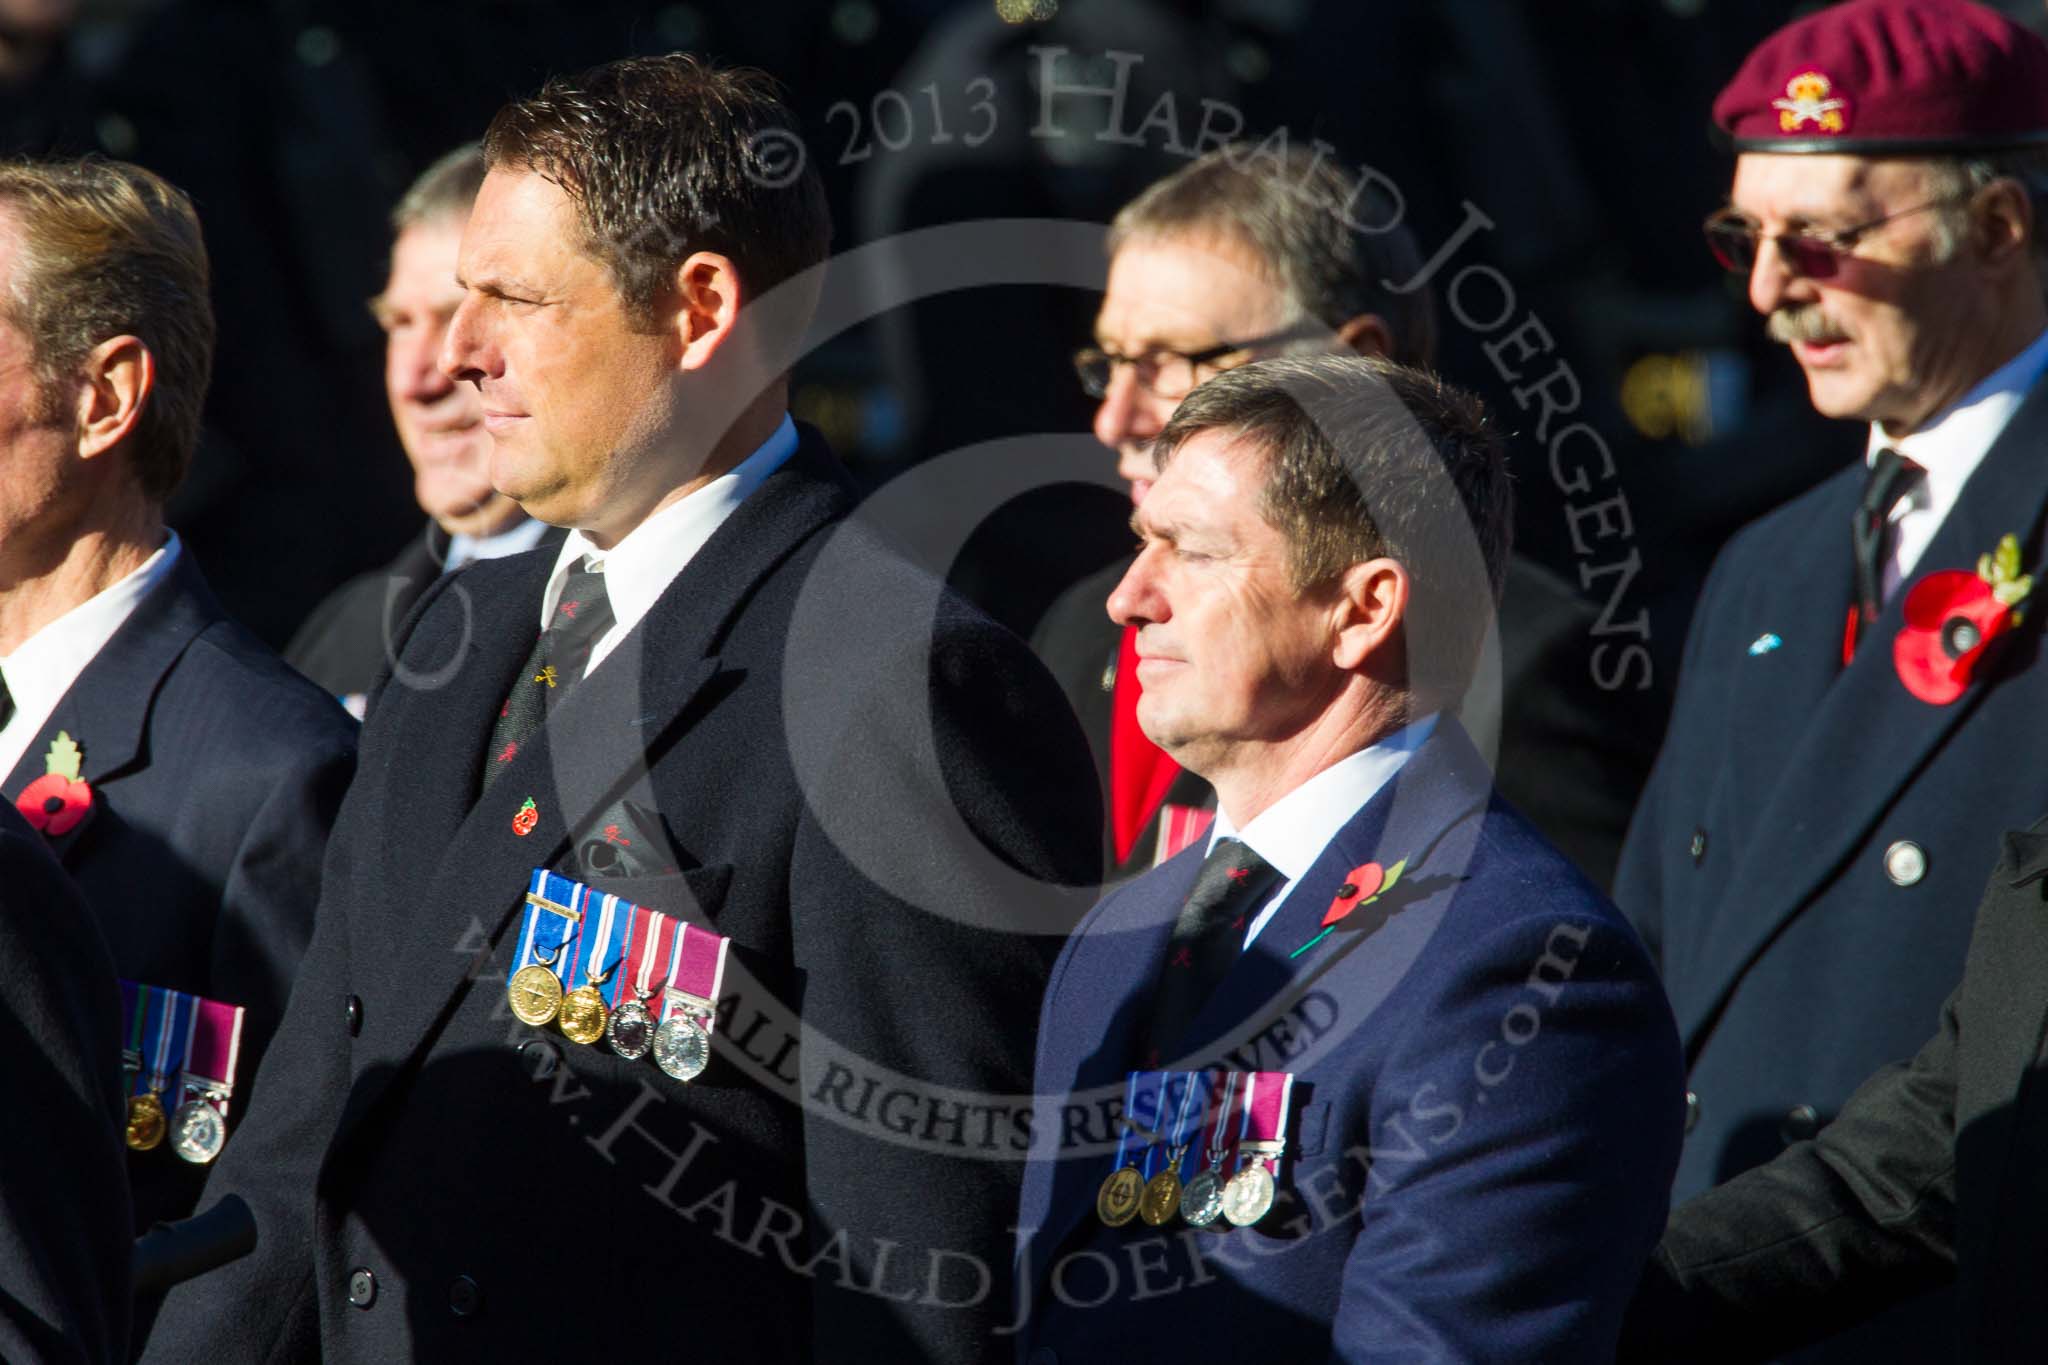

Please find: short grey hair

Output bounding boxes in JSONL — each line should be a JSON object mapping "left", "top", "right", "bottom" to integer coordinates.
{"left": 1108, "top": 144, "right": 1437, "bottom": 370}
{"left": 389, "top": 143, "right": 487, "bottom": 236}
{"left": 1154, "top": 354, "right": 1509, "bottom": 707}
{"left": 1920, "top": 147, "right": 2048, "bottom": 271}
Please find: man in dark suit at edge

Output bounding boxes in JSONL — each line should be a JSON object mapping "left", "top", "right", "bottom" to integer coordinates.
{"left": 0, "top": 799, "right": 130, "bottom": 1364}
{"left": 142, "top": 55, "right": 1100, "bottom": 1364}
{"left": 0, "top": 156, "right": 356, "bottom": 1233}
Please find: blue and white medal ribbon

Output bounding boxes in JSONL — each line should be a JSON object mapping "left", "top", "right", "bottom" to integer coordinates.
{"left": 506, "top": 867, "right": 583, "bottom": 1025}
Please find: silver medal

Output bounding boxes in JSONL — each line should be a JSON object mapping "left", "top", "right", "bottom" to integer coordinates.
{"left": 1180, "top": 1168, "right": 1225, "bottom": 1226}
{"left": 170, "top": 1098, "right": 226, "bottom": 1164}
{"left": 607, "top": 999, "right": 655, "bottom": 1060}
{"left": 1221, "top": 1163, "right": 1276, "bottom": 1226}
{"left": 652, "top": 1013, "right": 710, "bottom": 1082}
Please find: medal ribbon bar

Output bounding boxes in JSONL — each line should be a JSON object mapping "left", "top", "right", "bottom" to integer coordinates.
{"left": 180, "top": 997, "right": 246, "bottom": 1111}
{"left": 623, "top": 901, "right": 681, "bottom": 1002}
{"left": 1241, "top": 1070, "right": 1294, "bottom": 1178}
{"left": 660, "top": 921, "right": 729, "bottom": 1027}
{"left": 581, "top": 891, "right": 633, "bottom": 1005}
{"left": 1204, "top": 1070, "right": 1240, "bottom": 1167}
{"left": 508, "top": 869, "right": 581, "bottom": 985}
{"left": 146, "top": 986, "right": 195, "bottom": 1100}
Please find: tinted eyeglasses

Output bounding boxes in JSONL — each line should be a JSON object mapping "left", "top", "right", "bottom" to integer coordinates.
{"left": 1703, "top": 195, "right": 1970, "bottom": 279}
{"left": 1074, "top": 323, "right": 1313, "bottom": 400}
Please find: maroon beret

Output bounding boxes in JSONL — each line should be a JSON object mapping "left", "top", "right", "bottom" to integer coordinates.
{"left": 1714, "top": 0, "right": 2048, "bottom": 154}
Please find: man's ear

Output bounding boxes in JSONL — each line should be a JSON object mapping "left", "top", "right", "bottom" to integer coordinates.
{"left": 1331, "top": 556, "right": 1409, "bottom": 673}
{"left": 74, "top": 336, "right": 152, "bottom": 460}
{"left": 1973, "top": 178, "right": 2033, "bottom": 270}
{"left": 672, "top": 250, "right": 743, "bottom": 370}
{"left": 1334, "top": 312, "right": 1393, "bottom": 359}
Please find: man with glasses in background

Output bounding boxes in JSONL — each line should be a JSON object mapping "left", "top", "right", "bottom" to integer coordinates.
{"left": 1040, "top": 142, "right": 1658, "bottom": 897}
{"left": 1032, "top": 142, "right": 1426, "bottom": 884}
{"left": 1614, "top": 1, "right": 2048, "bottom": 1355}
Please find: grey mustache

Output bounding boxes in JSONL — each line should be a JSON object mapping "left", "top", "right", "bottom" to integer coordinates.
{"left": 1768, "top": 307, "right": 1845, "bottom": 344}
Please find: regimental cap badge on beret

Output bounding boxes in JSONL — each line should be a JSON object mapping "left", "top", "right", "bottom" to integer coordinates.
{"left": 1716, "top": 0, "right": 2048, "bottom": 154}
{"left": 1773, "top": 71, "right": 1850, "bottom": 136}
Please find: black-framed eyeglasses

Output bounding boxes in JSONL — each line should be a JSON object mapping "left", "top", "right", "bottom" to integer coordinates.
{"left": 1703, "top": 194, "right": 1973, "bottom": 279}
{"left": 1073, "top": 323, "right": 1314, "bottom": 400}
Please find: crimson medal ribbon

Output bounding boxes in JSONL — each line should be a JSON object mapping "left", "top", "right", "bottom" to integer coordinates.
{"left": 660, "top": 919, "right": 730, "bottom": 1026}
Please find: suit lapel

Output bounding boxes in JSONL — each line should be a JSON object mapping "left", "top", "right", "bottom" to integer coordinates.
{"left": 1685, "top": 386, "right": 2048, "bottom": 1039}
{"left": 338, "top": 430, "right": 855, "bottom": 1141}
{"left": 1178, "top": 720, "right": 1494, "bottom": 1065}
{"left": 1716, "top": 470, "right": 1862, "bottom": 828}
{"left": 3, "top": 552, "right": 223, "bottom": 862}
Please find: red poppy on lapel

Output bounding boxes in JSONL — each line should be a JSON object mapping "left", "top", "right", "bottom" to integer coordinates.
{"left": 17, "top": 731, "right": 90, "bottom": 837}
{"left": 1321, "top": 861, "right": 1388, "bottom": 927}
{"left": 1293, "top": 856, "right": 1410, "bottom": 960}
{"left": 1893, "top": 534, "right": 2033, "bottom": 705}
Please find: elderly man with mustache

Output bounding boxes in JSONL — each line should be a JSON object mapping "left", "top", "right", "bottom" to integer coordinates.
{"left": 1613, "top": 1, "right": 2048, "bottom": 1357}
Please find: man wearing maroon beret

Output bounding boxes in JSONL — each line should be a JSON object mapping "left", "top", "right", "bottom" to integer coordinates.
{"left": 1616, "top": 1, "right": 2048, "bottom": 1358}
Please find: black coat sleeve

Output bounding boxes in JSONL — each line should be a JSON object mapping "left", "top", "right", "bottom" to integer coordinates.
{"left": 1619, "top": 987, "right": 1961, "bottom": 1362}
{"left": 0, "top": 807, "right": 131, "bottom": 1364}
{"left": 791, "top": 597, "right": 1102, "bottom": 1362}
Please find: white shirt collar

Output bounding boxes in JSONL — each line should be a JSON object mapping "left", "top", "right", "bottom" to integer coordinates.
{"left": 539, "top": 414, "right": 798, "bottom": 675}
{"left": 1208, "top": 713, "right": 1438, "bottom": 947}
{"left": 445, "top": 515, "right": 548, "bottom": 572}
{"left": 0, "top": 531, "right": 181, "bottom": 778}
{"left": 1868, "top": 323, "right": 2048, "bottom": 490}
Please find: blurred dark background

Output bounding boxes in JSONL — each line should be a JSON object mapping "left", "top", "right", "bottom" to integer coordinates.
{"left": 12, "top": 0, "right": 2003, "bottom": 695}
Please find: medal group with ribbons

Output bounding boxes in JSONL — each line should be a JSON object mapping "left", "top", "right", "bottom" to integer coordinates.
{"left": 1097, "top": 1069, "right": 1295, "bottom": 1231}
{"left": 506, "top": 868, "right": 730, "bottom": 1083}
{"left": 120, "top": 981, "right": 245, "bottom": 1165}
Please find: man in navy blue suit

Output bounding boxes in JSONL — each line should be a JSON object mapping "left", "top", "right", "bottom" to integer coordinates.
{"left": 1017, "top": 354, "right": 1683, "bottom": 1362}
{"left": 0, "top": 157, "right": 356, "bottom": 1233}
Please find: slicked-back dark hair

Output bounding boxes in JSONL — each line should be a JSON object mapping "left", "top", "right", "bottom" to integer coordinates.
{"left": 1156, "top": 355, "right": 1508, "bottom": 707}
{"left": 1109, "top": 144, "right": 1437, "bottom": 370}
{"left": 483, "top": 53, "right": 831, "bottom": 329}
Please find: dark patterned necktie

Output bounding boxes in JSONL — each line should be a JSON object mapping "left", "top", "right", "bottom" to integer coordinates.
{"left": 1138, "top": 837, "right": 1282, "bottom": 1066}
{"left": 1850, "top": 447, "right": 1922, "bottom": 652}
{"left": 479, "top": 562, "right": 616, "bottom": 793}
{"left": 0, "top": 669, "right": 12, "bottom": 732}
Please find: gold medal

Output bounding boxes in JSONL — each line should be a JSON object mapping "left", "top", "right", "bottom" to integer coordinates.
{"left": 1138, "top": 1165, "right": 1183, "bottom": 1226}
{"left": 507, "top": 964, "right": 564, "bottom": 1026}
{"left": 1096, "top": 1165, "right": 1143, "bottom": 1226}
{"left": 126, "top": 1092, "right": 166, "bottom": 1151}
{"left": 558, "top": 984, "right": 609, "bottom": 1045}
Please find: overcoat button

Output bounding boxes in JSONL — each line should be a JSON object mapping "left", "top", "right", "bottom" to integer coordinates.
{"left": 1781, "top": 1104, "right": 1821, "bottom": 1145}
{"left": 1885, "top": 840, "right": 1927, "bottom": 887}
{"left": 1689, "top": 828, "right": 1707, "bottom": 864}
{"left": 347, "top": 1268, "right": 376, "bottom": 1309}
{"left": 449, "top": 1275, "right": 481, "bottom": 1318}
{"left": 1683, "top": 1090, "right": 1700, "bottom": 1135}
{"left": 345, "top": 995, "right": 363, "bottom": 1036}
